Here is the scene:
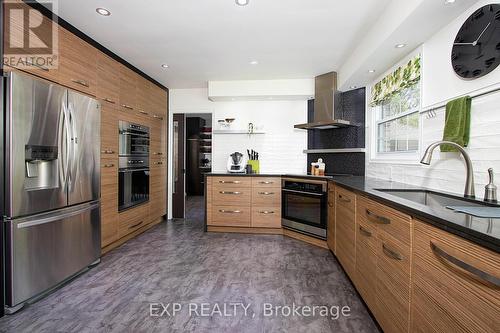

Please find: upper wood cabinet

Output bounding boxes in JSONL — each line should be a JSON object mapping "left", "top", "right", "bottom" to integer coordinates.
{"left": 136, "top": 76, "right": 151, "bottom": 116}
{"left": 2, "top": 0, "right": 60, "bottom": 82}
{"left": 411, "top": 220, "right": 500, "bottom": 333}
{"left": 96, "top": 52, "right": 120, "bottom": 108}
{"left": 59, "top": 28, "right": 97, "bottom": 95}
{"left": 119, "top": 64, "right": 137, "bottom": 113}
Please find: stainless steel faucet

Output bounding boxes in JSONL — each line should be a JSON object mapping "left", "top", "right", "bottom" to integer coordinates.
{"left": 420, "top": 141, "right": 475, "bottom": 198}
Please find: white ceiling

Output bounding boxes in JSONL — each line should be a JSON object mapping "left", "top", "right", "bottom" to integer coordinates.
{"left": 50, "top": 0, "right": 391, "bottom": 88}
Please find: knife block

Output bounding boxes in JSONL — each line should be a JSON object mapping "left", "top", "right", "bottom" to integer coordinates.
{"left": 247, "top": 160, "right": 260, "bottom": 174}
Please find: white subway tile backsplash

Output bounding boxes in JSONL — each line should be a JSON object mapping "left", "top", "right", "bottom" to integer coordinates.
{"left": 367, "top": 91, "right": 500, "bottom": 199}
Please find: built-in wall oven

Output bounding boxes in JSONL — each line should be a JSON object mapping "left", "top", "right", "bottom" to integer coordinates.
{"left": 119, "top": 121, "right": 150, "bottom": 156}
{"left": 281, "top": 177, "right": 328, "bottom": 239}
{"left": 119, "top": 121, "right": 150, "bottom": 211}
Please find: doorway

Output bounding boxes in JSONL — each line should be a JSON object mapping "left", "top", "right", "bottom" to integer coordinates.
{"left": 172, "top": 113, "right": 212, "bottom": 220}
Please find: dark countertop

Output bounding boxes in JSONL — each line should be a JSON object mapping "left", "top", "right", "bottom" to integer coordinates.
{"left": 206, "top": 173, "right": 333, "bottom": 180}
{"left": 330, "top": 176, "right": 500, "bottom": 253}
{"left": 204, "top": 173, "right": 499, "bottom": 252}
{"left": 205, "top": 173, "right": 283, "bottom": 177}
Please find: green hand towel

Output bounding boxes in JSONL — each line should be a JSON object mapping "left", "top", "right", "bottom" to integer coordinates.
{"left": 441, "top": 96, "right": 471, "bottom": 152}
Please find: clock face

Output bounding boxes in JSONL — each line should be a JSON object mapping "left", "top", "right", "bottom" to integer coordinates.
{"left": 451, "top": 4, "right": 500, "bottom": 79}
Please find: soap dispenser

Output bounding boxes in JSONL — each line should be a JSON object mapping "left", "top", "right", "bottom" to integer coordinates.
{"left": 484, "top": 168, "right": 497, "bottom": 203}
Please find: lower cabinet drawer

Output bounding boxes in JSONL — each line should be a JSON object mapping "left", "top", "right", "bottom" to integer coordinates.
{"left": 251, "top": 206, "right": 281, "bottom": 228}
{"left": 210, "top": 205, "right": 251, "bottom": 227}
{"left": 118, "top": 204, "right": 149, "bottom": 238}
{"left": 358, "top": 196, "right": 411, "bottom": 245}
{"left": 411, "top": 221, "right": 500, "bottom": 333}
{"left": 252, "top": 188, "right": 281, "bottom": 206}
{"left": 212, "top": 187, "right": 251, "bottom": 206}
{"left": 376, "top": 233, "right": 411, "bottom": 333}
{"left": 212, "top": 177, "right": 252, "bottom": 188}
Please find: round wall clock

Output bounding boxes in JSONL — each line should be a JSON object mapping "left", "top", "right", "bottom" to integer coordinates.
{"left": 451, "top": 3, "right": 500, "bottom": 79}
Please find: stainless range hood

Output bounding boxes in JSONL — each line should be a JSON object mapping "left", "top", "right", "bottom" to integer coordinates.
{"left": 294, "top": 72, "right": 355, "bottom": 130}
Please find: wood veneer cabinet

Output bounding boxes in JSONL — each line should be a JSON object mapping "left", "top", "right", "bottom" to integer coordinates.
{"left": 327, "top": 183, "right": 336, "bottom": 252}
{"left": 411, "top": 220, "right": 500, "bottom": 333}
{"left": 207, "top": 176, "right": 281, "bottom": 229}
{"left": 58, "top": 27, "right": 97, "bottom": 95}
{"left": 119, "top": 64, "right": 137, "bottom": 113}
{"left": 96, "top": 52, "right": 120, "bottom": 108}
{"left": 2, "top": 0, "right": 60, "bottom": 82}
{"left": 335, "top": 186, "right": 357, "bottom": 278}
{"left": 3, "top": 1, "right": 169, "bottom": 251}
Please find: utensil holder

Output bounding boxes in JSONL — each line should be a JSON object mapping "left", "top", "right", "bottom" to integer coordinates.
{"left": 247, "top": 160, "right": 260, "bottom": 174}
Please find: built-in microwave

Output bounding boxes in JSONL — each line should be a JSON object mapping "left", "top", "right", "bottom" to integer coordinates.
{"left": 119, "top": 121, "right": 150, "bottom": 156}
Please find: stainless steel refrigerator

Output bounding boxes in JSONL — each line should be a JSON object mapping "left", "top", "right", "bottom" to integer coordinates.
{"left": 3, "top": 72, "right": 101, "bottom": 313}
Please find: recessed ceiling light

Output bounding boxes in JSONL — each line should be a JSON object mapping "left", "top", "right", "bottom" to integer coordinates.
{"left": 395, "top": 43, "right": 407, "bottom": 48}
{"left": 235, "top": 0, "right": 250, "bottom": 6}
{"left": 349, "top": 86, "right": 357, "bottom": 89}
{"left": 96, "top": 8, "right": 111, "bottom": 16}
{"left": 161, "top": 64, "right": 169, "bottom": 69}
{"left": 368, "top": 69, "right": 376, "bottom": 73}
{"left": 250, "top": 60, "right": 258, "bottom": 65}
{"left": 444, "top": 0, "right": 456, "bottom": 4}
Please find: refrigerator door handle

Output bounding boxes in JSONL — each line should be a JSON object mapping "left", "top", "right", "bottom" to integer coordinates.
{"left": 15, "top": 201, "right": 100, "bottom": 229}
{"left": 62, "top": 97, "right": 71, "bottom": 188}
{"left": 67, "top": 99, "right": 76, "bottom": 189}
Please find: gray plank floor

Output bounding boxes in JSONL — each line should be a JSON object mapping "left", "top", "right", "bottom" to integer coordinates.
{"left": 0, "top": 196, "right": 379, "bottom": 333}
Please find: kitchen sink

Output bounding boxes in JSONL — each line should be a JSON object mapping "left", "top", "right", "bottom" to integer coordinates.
{"left": 375, "top": 189, "right": 494, "bottom": 210}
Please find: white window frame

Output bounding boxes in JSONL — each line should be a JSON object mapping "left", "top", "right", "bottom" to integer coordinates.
{"left": 368, "top": 54, "right": 423, "bottom": 164}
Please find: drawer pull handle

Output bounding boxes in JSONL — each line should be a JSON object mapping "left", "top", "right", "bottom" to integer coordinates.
{"left": 153, "top": 152, "right": 163, "bottom": 156}
{"left": 259, "top": 181, "right": 274, "bottom": 184}
{"left": 338, "top": 195, "right": 351, "bottom": 203}
{"left": 103, "top": 98, "right": 116, "bottom": 104}
{"left": 71, "top": 79, "right": 89, "bottom": 87}
{"left": 219, "top": 209, "right": 241, "bottom": 214}
{"left": 219, "top": 180, "right": 241, "bottom": 184}
{"left": 121, "top": 104, "right": 134, "bottom": 110}
{"left": 219, "top": 191, "right": 242, "bottom": 195}
{"left": 328, "top": 201, "right": 334, "bottom": 207}
{"left": 382, "top": 243, "right": 403, "bottom": 260}
{"left": 129, "top": 221, "right": 144, "bottom": 229}
{"left": 26, "top": 59, "right": 49, "bottom": 71}
{"left": 139, "top": 110, "right": 149, "bottom": 115}
{"left": 259, "top": 211, "right": 275, "bottom": 214}
{"left": 366, "top": 209, "right": 391, "bottom": 224}
{"left": 101, "top": 150, "right": 115, "bottom": 154}
{"left": 153, "top": 114, "right": 164, "bottom": 120}
{"left": 258, "top": 192, "right": 274, "bottom": 195}
{"left": 430, "top": 241, "right": 500, "bottom": 287}
{"left": 154, "top": 161, "right": 163, "bottom": 165}
{"left": 359, "top": 226, "right": 372, "bottom": 237}
{"left": 103, "top": 163, "right": 114, "bottom": 168}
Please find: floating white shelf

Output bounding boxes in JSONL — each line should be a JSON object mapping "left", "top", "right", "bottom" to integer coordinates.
{"left": 213, "top": 130, "right": 266, "bottom": 134}
{"left": 303, "top": 148, "right": 366, "bottom": 154}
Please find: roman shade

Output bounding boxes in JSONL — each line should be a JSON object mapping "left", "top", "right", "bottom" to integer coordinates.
{"left": 370, "top": 56, "right": 421, "bottom": 106}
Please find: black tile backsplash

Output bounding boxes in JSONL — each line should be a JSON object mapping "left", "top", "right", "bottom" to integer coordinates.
{"left": 307, "top": 153, "right": 365, "bottom": 176}
{"left": 308, "top": 88, "right": 366, "bottom": 149}
{"left": 306, "top": 87, "right": 366, "bottom": 176}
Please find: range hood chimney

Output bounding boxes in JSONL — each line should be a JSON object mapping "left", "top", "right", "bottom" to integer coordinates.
{"left": 294, "top": 72, "right": 354, "bottom": 130}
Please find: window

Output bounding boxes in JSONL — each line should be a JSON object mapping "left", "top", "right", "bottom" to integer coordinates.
{"left": 376, "top": 83, "right": 420, "bottom": 153}
{"left": 369, "top": 55, "right": 421, "bottom": 160}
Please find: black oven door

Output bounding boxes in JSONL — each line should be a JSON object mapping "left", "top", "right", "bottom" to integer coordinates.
{"left": 119, "top": 168, "right": 150, "bottom": 211}
{"left": 282, "top": 189, "right": 327, "bottom": 229}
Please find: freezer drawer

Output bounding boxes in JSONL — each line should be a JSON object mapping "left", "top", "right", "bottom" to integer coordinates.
{"left": 5, "top": 201, "right": 101, "bottom": 307}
